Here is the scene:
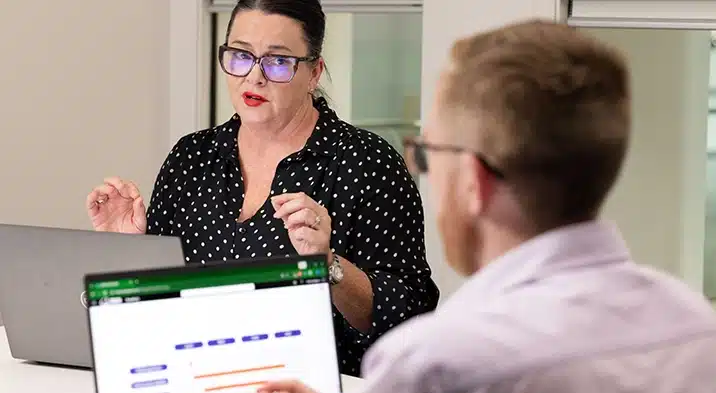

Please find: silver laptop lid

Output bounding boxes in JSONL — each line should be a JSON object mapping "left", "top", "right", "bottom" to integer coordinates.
{"left": 85, "top": 254, "right": 341, "bottom": 393}
{"left": 0, "top": 224, "right": 183, "bottom": 368}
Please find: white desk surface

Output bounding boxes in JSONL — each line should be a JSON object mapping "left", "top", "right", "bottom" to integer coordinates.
{"left": 1, "top": 327, "right": 363, "bottom": 392}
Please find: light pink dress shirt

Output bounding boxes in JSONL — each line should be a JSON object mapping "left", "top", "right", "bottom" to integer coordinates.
{"left": 359, "top": 221, "right": 716, "bottom": 392}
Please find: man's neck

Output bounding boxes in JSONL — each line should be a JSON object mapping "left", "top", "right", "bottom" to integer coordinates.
{"left": 473, "top": 222, "right": 538, "bottom": 274}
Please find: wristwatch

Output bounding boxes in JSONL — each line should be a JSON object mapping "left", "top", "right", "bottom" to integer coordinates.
{"left": 328, "top": 253, "right": 344, "bottom": 285}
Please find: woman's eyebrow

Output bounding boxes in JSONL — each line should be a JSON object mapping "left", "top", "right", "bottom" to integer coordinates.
{"left": 230, "top": 39, "right": 293, "bottom": 53}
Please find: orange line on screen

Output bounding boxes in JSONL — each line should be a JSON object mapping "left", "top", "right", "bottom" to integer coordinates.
{"left": 205, "top": 380, "right": 268, "bottom": 392}
{"left": 194, "top": 364, "right": 285, "bottom": 379}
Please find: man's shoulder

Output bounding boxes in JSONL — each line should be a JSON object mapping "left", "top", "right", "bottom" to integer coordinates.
{"left": 362, "top": 268, "right": 716, "bottom": 391}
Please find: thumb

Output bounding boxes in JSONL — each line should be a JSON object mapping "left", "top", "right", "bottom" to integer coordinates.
{"left": 257, "top": 380, "right": 309, "bottom": 393}
{"left": 132, "top": 197, "right": 147, "bottom": 231}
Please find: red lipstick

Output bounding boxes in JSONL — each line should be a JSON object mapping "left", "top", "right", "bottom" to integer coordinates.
{"left": 242, "top": 91, "right": 267, "bottom": 107}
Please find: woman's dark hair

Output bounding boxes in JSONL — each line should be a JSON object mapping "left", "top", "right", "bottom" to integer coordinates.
{"left": 225, "top": 0, "right": 326, "bottom": 59}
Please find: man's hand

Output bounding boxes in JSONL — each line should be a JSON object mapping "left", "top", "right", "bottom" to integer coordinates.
{"left": 257, "top": 380, "right": 319, "bottom": 393}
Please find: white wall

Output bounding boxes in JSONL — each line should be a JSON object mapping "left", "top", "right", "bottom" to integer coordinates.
{"left": 215, "top": 11, "right": 235, "bottom": 124}
{"left": 169, "top": 0, "right": 210, "bottom": 148}
{"left": 0, "top": 0, "right": 173, "bottom": 326}
{"left": 420, "top": 0, "right": 561, "bottom": 302}
{"left": 322, "top": 13, "right": 355, "bottom": 121}
{"left": 0, "top": 1, "right": 171, "bottom": 229}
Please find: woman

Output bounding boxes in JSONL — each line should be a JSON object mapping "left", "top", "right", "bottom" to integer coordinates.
{"left": 85, "top": 0, "right": 438, "bottom": 376}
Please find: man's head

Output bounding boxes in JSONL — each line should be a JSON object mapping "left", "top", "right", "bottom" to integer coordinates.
{"left": 415, "top": 20, "right": 630, "bottom": 275}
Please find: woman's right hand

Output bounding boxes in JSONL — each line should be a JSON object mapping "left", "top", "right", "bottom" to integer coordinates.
{"left": 86, "top": 177, "right": 147, "bottom": 234}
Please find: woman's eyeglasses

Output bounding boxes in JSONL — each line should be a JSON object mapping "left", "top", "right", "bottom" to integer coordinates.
{"left": 403, "top": 138, "right": 505, "bottom": 179}
{"left": 218, "top": 45, "right": 317, "bottom": 83}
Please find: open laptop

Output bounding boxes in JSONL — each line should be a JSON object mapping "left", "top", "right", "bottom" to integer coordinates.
{"left": 85, "top": 254, "right": 341, "bottom": 393}
{"left": 0, "top": 224, "right": 184, "bottom": 368}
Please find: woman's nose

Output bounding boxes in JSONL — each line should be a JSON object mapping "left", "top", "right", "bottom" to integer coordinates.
{"left": 245, "top": 61, "right": 266, "bottom": 85}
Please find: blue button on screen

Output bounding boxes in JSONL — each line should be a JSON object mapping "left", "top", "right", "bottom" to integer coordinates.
{"left": 131, "top": 378, "right": 169, "bottom": 389}
{"left": 275, "top": 330, "right": 301, "bottom": 338}
{"left": 174, "top": 342, "right": 203, "bottom": 350}
{"left": 241, "top": 334, "right": 269, "bottom": 342}
{"left": 130, "top": 364, "right": 167, "bottom": 374}
{"left": 208, "top": 338, "right": 236, "bottom": 346}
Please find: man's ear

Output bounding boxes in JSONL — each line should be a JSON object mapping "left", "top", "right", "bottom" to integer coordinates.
{"left": 461, "top": 153, "right": 494, "bottom": 217}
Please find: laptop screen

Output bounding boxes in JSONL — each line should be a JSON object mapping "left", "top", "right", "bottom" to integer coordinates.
{"left": 86, "top": 255, "right": 340, "bottom": 393}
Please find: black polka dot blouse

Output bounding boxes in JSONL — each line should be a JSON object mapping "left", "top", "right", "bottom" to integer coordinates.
{"left": 145, "top": 97, "right": 440, "bottom": 376}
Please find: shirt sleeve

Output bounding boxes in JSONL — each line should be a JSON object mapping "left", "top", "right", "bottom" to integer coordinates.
{"left": 339, "top": 143, "right": 440, "bottom": 345}
{"left": 145, "top": 136, "right": 187, "bottom": 236}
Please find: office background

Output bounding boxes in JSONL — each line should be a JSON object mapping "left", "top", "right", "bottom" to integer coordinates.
{"left": 1, "top": 1, "right": 715, "bottom": 328}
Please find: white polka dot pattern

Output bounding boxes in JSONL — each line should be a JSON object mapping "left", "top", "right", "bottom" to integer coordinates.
{"left": 145, "top": 97, "right": 439, "bottom": 376}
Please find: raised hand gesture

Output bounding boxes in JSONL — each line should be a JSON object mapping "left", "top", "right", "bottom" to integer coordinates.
{"left": 86, "top": 177, "right": 147, "bottom": 234}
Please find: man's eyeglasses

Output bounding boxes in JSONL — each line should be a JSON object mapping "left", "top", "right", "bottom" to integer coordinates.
{"left": 403, "top": 138, "right": 505, "bottom": 179}
{"left": 218, "top": 45, "right": 317, "bottom": 83}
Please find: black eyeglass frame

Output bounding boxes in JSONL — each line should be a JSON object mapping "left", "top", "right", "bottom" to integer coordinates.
{"left": 403, "top": 139, "right": 505, "bottom": 179}
{"left": 218, "top": 44, "right": 318, "bottom": 83}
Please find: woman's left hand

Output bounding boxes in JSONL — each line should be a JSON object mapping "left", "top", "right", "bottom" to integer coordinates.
{"left": 271, "top": 192, "right": 331, "bottom": 256}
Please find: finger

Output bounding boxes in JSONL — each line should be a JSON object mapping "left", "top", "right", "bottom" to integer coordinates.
{"left": 273, "top": 194, "right": 320, "bottom": 219}
{"left": 273, "top": 197, "right": 307, "bottom": 219}
{"left": 86, "top": 190, "right": 102, "bottom": 213}
{"left": 124, "top": 179, "right": 141, "bottom": 199}
{"left": 271, "top": 192, "right": 320, "bottom": 215}
{"left": 132, "top": 197, "right": 147, "bottom": 231}
{"left": 284, "top": 208, "right": 320, "bottom": 230}
{"left": 104, "top": 177, "right": 138, "bottom": 200}
{"left": 104, "top": 177, "right": 140, "bottom": 200}
{"left": 103, "top": 176, "right": 125, "bottom": 197}
{"left": 87, "top": 192, "right": 101, "bottom": 216}
{"left": 86, "top": 184, "right": 116, "bottom": 211}
{"left": 270, "top": 192, "right": 303, "bottom": 209}
{"left": 257, "top": 379, "right": 311, "bottom": 393}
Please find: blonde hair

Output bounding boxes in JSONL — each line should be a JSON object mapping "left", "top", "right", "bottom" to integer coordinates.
{"left": 441, "top": 19, "right": 631, "bottom": 229}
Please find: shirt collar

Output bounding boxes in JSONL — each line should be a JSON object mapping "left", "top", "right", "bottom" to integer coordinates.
{"left": 213, "top": 97, "right": 344, "bottom": 161}
{"left": 462, "top": 220, "right": 631, "bottom": 297}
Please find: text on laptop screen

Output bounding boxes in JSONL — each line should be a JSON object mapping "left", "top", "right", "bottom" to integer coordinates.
{"left": 87, "top": 256, "right": 340, "bottom": 393}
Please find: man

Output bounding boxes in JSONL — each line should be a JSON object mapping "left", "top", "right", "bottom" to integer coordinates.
{"left": 258, "top": 19, "right": 716, "bottom": 393}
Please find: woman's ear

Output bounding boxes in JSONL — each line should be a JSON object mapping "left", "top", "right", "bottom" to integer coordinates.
{"left": 311, "top": 57, "right": 325, "bottom": 86}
